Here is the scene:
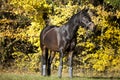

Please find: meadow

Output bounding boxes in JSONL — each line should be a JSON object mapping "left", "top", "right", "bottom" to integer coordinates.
{"left": 0, "top": 72, "right": 120, "bottom": 80}
{"left": 1, "top": 1, "right": 120, "bottom": 80}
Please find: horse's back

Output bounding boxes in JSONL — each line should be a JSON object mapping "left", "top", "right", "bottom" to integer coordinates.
{"left": 40, "top": 25, "right": 56, "bottom": 41}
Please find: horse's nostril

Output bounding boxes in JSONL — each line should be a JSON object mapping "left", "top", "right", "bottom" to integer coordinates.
{"left": 86, "top": 26, "right": 89, "bottom": 29}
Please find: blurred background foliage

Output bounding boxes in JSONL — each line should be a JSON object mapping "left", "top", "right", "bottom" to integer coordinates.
{"left": 0, "top": 0, "right": 120, "bottom": 77}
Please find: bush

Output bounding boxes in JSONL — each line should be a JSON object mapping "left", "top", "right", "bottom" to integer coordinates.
{"left": 0, "top": 0, "right": 120, "bottom": 77}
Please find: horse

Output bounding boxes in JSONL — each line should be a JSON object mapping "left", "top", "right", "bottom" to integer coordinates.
{"left": 40, "top": 8, "right": 95, "bottom": 78}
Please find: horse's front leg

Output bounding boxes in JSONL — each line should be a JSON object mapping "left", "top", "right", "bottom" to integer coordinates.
{"left": 41, "top": 47, "right": 48, "bottom": 76}
{"left": 68, "top": 51, "right": 73, "bottom": 78}
{"left": 58, "top": 50, "right": 63, "bottom": 78}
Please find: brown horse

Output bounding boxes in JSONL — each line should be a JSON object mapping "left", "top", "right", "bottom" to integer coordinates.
{"left": 40, "top": 8, "right": 95, "bottom": 78}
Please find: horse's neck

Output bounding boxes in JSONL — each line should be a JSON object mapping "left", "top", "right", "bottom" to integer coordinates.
{"left": 67, "top": 16, "right": 80, "bottom": 34}
{"left": 62, "top": 23, "right": 79, "bottom": 40}
{"left": 60, "top": 14, "right": 81, "bottom": 40}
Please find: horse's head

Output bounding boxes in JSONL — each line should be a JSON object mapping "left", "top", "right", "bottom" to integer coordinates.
{"left": 78, "top": 8, "right": 95, "bottom": 32}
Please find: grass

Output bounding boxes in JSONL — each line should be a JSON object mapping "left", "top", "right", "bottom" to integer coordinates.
{"left": 0, "top": 73, "right": 82, "bottom": 80}
{"left": 0, "top": 72, "right": 120, "bottom": 80}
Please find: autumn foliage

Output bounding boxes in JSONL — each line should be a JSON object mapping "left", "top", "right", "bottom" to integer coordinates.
{"left": 0, "top": 0, "right": 120, "bottom": 77}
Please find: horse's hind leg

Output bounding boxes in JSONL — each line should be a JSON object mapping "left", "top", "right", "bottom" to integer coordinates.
{"left": 41, "top": 46, "right": 48, "bottom": 76}
{"left": 48, "top": 51, "right": 56, "bottom": 76}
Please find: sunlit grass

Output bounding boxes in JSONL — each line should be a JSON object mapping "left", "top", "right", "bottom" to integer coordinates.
{"left": 0, "top": 72, "right": 120, "bottom": 80}
{"left": 0, "top": 73, "right": 81, "bottom": 80}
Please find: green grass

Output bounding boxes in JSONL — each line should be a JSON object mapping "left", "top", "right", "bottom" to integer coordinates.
{"left": 0, "top": 72, "right": 120, "bottom": 80}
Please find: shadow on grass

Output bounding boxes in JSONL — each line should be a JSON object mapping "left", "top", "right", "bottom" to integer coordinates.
{"left": 74, "top": 76, "right": 120, "bottom": 80}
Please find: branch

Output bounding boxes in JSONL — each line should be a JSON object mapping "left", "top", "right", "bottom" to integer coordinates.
{"left": 5, "top": 39, "right": 19, "bottom": 49}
